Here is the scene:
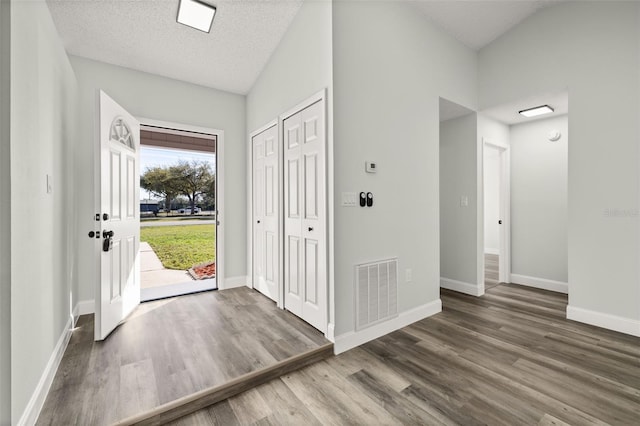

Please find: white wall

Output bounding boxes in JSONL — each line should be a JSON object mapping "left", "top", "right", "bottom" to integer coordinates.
{"left": 483, "top": 145, "right": 500, "bottom": 254}
{"left": 440, "top": 113, "right": 479, "bottom": 287}
{"left": 246, "top": 0, "right": 332, "bottom": 132}
{"left": 70, "top": 56, "right": 246, "bottom": 302}
{"left": 479, "top": 1, "right": 640, "bottom": 329}
{"left": 10, "top": 0, "right": 79, "bottom": 421}
{"left": 510, "top": 115, "right": 568, "bottom": 283}
{"left": 0, "top": 0, "right": 11, "bottom": 423}
{"left": 332, "top": 1, "right": 477, "bottom": 335}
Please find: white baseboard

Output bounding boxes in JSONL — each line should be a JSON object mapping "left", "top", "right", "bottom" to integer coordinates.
{"left": 18, "top": 316, "right": 74, "bottom": 426}
{"left": 333, "top": 299, "right": 442, "bottom": 355}
{"left": 326, "top": 323, "right": 335, "bottom": 342}
{"left": 220, "top": 275, "right": 248, "bottom": 290}
{"left": 75, "top": 299, "right": 95, "bottom": 316}
{"left": 567, "top": 305, "right": 640, "bottom": 337}
{"left": 484, "top": 248, "right": 499, "bottom": 255}
{"left": 440, "top": 277, "right": 484, "bottom": 297}
{"left": 510, "top": 274, "right": 568, "bottom": 294}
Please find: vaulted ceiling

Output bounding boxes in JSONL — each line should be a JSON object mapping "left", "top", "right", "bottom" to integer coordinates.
{"left": 47, "top": 0, "right": 561, "bottom": 95}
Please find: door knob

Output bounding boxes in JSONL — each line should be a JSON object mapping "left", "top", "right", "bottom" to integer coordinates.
{"left": 498, "top": 220, "right": 502, "bottom": 225}
{"left": 308, "top": 227, "right": 314, "bottom": 231}
{"left": 257, "top": 220, "right": 261, "bottom": 224}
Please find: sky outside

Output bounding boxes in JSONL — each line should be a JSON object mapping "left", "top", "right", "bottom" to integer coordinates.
{"left": 140, "top": 146, "right": 216, "bottom": 201}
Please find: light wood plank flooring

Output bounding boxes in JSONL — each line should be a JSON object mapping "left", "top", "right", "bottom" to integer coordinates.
{"left": 485, "top": 253, "right": 500, "bottom": 290}
{"left": 170, "top": 284, "right": 640, "bottom": 425}
{"left": 36, "top": 288, "right": 329, "bottom": 426}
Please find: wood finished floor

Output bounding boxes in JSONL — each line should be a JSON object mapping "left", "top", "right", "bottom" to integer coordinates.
{"left": 485, "top": 253, "right": 500, "bottom": 290}
{"left": 36, "top": 288, "right": 329, "bottom": 426}
{"left": 170, "top": 284, "right": 640, "bottom": 426}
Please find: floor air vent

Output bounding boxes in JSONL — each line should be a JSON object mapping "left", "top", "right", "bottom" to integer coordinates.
{"left": 356, "top": 258, "right": 398, "bottom": 330}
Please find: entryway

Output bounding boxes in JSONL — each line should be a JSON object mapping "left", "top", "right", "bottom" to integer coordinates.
{"left": 138, "top": 125, "right": 219, "bottom": 302}
{"left": 93, "top": 91, "right": 226, "bottom": 340}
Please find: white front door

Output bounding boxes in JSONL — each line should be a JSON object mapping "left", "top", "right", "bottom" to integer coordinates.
{"left": 252, "top": 124, "right": 279, "bottom": 301}
{"left": 284, "top": 99, "right": 326, "bottom": 333}
{"left": 95, "top": 90, "right": 141, "bottom": 341}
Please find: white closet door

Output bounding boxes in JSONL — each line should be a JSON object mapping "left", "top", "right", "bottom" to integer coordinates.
{"left": 252, "top": 125, "right": 279, "bottom": 301}
{"left": 284, "top": 99, "right": 326, "bottom": 332}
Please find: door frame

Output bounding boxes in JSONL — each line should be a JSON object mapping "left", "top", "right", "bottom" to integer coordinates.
{"left": 248, "top": 120, "right": 282, "bottom": 307}
{"left": 135, "top": 117, "right": 226, "bottom": 289}
{"left": 481, "top": 138, "right": 511, "bottom": 289}
{"left": 247, "top": 89, "right": 330, "bottom": 334}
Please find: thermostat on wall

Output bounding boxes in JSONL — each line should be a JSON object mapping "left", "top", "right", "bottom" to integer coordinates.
{"left": 365, "top": 161, "right": 377, "bottom": 173}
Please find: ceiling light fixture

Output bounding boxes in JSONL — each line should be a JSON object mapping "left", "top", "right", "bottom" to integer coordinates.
{"left": 518, "top": 105, "right": 554, "bottom": 118}
{"left": 177, "top": 0, "right": 216, "bottom": 33}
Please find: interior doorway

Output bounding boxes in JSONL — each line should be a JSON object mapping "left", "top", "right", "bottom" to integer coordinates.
{"left": 482, "top": 140, "right": 510, "bottom": 289}
{"left": 479, "top": 88, "right": 568, "bottom": 295}
{"left": 138, "top": 121, "right": 222, "bottom": 301}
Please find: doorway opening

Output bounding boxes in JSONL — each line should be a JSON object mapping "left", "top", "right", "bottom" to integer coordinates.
{"left": 480, "top": 88, "right": 569, "bottom": 295}
{"left": 139, "top": 124, "right": 219, "bottom": 302}
{"left": 482, "top": 140, "right": 509, "bottom": 290}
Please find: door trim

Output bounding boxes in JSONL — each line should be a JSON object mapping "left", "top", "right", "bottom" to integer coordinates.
{"left": 135, "top": 117, "right": 226, "bottom": 289}
{"left": 481, "top": 138, "right": 511, "bottom": 288}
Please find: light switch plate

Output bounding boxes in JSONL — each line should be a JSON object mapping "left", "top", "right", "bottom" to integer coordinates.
{"left": 460, "top": 195, "right": 468, "bottom": 207}
{"left": 341, "top": 192, "right": 357, "bottom": 207}
{"left": 405, "top": 268, "right": 413, "bottom": 283}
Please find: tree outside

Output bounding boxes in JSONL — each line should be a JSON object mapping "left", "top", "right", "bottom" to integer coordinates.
{"left": 141, "top": 160, "right": 215, "bottom": 214}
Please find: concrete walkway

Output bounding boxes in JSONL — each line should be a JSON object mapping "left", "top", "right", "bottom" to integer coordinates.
{"left": 140, "top": 242, "right": 194, "bottom": 289}
{"left": 140, "top": 219, "right": 215, "bottom": 228}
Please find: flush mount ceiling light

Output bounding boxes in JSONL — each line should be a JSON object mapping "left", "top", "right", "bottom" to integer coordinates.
{"left": 518, "top": 105, "right": 554, "bottom": 118}
{"left": 177, "top": 0, "right": 216, "bottom": 33}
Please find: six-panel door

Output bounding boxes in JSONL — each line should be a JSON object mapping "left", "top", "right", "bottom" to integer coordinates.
{"left": 252, "top": 124, "right": 279, "bottom": 301}
{"left": 283, "top": 100, "right": 326, "bottom": 333}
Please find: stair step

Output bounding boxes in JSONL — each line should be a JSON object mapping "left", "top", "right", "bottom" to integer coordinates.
{"left": 113, "top": 342, "right": 334, "bottom": 426}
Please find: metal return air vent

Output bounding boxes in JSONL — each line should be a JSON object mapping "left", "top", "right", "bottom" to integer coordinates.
{"left": 355, "top": 258, "right": 398, "bottom": 330}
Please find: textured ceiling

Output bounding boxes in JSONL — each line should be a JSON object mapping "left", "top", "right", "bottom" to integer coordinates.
{"left": 47, "top": 0, "right": 563, "bottom": 95}
{"left": 411, "top": 0, "right": 561, "bottom": 50}
{"left": 46, "top": 0, "right": 303, "bottom": 94}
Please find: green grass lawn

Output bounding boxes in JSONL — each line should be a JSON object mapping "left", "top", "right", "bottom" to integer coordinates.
{"left": 141, "top": 224, "right": 215, "bottom": 270}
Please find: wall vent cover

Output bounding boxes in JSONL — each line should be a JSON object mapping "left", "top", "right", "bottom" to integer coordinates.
{"left": 355, "top": 258, "right": 398, "bottom": 330}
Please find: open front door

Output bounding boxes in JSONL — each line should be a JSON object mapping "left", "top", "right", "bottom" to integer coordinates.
{"left": 95, "top": 90, "right": 141, "bottom": 341}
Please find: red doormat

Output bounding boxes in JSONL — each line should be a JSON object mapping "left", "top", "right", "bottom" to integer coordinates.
{"left": 188, "top": 261, "right": 216, "bottom": 280}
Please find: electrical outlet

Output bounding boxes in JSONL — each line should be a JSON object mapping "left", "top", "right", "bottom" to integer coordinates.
{"left": 405, "top": 268, "right": 413, "bottom": 283}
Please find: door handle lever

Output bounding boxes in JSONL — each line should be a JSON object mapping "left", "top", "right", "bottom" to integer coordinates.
{"left": 102, "top": 230, "right": 114, "bottom": 252}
